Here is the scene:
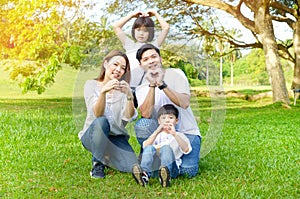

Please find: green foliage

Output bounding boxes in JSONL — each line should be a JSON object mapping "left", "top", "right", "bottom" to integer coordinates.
{"left": 223, "top": 49, "right": 270, "bottom": 85}
{"left": 21, "top": 53, "right": 62, "bottom": 94}
{"left": 61, "top": 44, "right": 83, "bottom": 69}
{"left": 0, "top": 1, "right": 121, "bottom": 94}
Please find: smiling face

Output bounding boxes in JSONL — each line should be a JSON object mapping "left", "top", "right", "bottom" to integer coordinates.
{"left": 104, "top": 56, "right": 127, "bottom": 80}
{"left": 134, "top": 26, "right": 150, "bottom": 43}
{"left": 139, "top": 49, "right": 162, "bottom": 71}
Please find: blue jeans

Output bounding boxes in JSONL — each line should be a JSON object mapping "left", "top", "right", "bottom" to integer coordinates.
{"left": 81, "top": 117, "right": 137, "bottom": 172}
{"left": 141, "top": 145, "right": 179, "bottom": 178}
{"left": 135, "top": 118, "right": 201, "bottom": 178}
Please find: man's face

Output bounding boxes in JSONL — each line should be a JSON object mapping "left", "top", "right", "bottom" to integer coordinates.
{"left": 139, "top": 49, "right": 162, "bottom": 71}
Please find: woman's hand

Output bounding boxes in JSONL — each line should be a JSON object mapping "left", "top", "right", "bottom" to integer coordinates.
{"left": 101, "top": 79, "right": 120, "bottom": 93}
{"left": 118, "top": 80, "right": 132, "bottom": 96}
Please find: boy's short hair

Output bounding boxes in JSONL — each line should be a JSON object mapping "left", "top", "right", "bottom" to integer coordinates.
{"left": 136, "top": 43, "right": 160, "bottom": 62}
{"left": 158, "top": 104, "right": 179, "bottom": 118}
{"left": 131, "top": 17, "right": 155, "bottom": 42}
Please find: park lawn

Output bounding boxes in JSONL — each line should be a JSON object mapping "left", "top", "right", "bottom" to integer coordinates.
{"left": 0, "top": 65, "right": 299, "bottom": 198}
{"left": 0, "top": 96, "right": 299, "bottom": 198}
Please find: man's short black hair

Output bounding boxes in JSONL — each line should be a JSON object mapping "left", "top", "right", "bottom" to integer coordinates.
{"left": 158, "top": 104, "right": 179, "bottom": 119}
{"left": 136, "top": 44, "right": 160, "bottom": 62}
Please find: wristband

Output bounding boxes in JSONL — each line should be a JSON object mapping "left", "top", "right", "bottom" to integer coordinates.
{"left": 149, "top": 84, "right": 156, "bottom": 88}
{"left": 158, "top": 81, "right": 168, "bottom": 90}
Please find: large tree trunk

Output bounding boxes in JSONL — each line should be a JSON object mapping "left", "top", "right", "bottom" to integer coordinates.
{"left": 292, "top": 19, "right": 300, "bottom": 90}
{"left": 255, "top": 4, "right": 290, "bottom": 104}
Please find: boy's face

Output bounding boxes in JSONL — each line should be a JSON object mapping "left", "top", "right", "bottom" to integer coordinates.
{"left": 134, "top": 26, "right": 149, "bottom": 43}
{"left": 158, "top": 113, "right": 178, "bottom": 125}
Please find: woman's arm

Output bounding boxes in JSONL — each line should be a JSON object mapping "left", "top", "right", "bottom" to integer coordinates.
{"left": 93, "top": 79, "right": 119, "bottom": 117}
{"left": 93, "top": 92, "right": 106, "bottom": 117}
{"left": 123, "top": 93, "right": 135, "bottom": 119}
{"left": 119, "top": 80, "right": 136, "bottom": 119}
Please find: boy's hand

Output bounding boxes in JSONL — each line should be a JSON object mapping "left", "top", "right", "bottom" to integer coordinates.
{"left": 163, "top": 123, "right": 176, "bottom": 135}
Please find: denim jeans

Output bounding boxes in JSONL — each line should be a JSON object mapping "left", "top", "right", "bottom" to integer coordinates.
{"left": 180, "top": 134, "right": 201, "bottom": 178}
{"left": 135, "top": 118, "right": 201, "bottom": 178}
{"left": 141, "top": 145, "right": 179, "bottom": 178}
{"left": 81, "top": 116, "right": 138, "bottom": 172}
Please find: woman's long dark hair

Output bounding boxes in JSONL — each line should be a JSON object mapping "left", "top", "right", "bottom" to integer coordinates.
{"left": 96, "top": 50, "right": 131, "bottom": 83}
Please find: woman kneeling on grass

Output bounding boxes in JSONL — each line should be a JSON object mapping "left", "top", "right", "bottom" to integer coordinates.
{"left": 78, "top": 50, "right": 138, "bottom": 178}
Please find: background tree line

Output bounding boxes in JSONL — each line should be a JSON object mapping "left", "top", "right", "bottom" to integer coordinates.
{"left": 0, "top": 0, "right": 297, "bottom": 105}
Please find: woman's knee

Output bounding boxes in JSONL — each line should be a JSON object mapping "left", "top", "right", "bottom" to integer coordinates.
{"left": 93, "top": 117, "right": 110, "bottom": 134}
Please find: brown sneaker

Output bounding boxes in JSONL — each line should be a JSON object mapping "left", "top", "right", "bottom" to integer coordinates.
{"left": 159, "top": 166, "right": 171, "bottom": 187}
{"left": 132, "top": 164, "right": 149, "bottom": 186}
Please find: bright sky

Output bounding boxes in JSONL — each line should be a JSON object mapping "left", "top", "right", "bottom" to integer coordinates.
{"left": 86, "top": 1, "right": 293, "bottom": 44}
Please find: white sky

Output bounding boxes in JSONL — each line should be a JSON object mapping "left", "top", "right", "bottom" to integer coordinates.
{"left": 85, "top": 1, "right": 293, "bottom": 44}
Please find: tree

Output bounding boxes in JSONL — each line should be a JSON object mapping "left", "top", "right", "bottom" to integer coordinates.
{"left": 106, "top": 0, "right": 297, "bottom": 104}
{"left": 182, "top": 0, "right": 294, "bottom": 103}
{"left": 0, "top": 0, "right": 119, "bottom": 94}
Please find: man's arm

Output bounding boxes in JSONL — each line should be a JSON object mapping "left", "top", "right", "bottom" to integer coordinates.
{"left": 139, "top": 86, "right": 156, "bottom": 118}
{"left": 160, "top": 86, "right": 190, "bottom": 109}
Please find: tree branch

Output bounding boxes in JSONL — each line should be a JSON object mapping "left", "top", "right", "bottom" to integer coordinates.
{"left": 270, "top": 1, "right": 298, "bottom": 19}
{"left": 183, "top": 0, "right": 255, "bottom": 32}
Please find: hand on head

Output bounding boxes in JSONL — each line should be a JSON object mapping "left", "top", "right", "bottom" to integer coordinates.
{"left": 146, "top": 10, "right": 157, "bottom": 17}
{"left": 133, "top": 10, "right": 157, "bottom": 18}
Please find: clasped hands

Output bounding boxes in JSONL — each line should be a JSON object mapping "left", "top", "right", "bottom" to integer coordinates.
{"left": 102, "top": 79, "right": 132, "bottom": 96}
{"left": 132, "top": 10, "right": 157, "bottom": 18}
{"left": 145, "top": 68, "right": 165, "bottom": 87}
{"left": 156, "top": 122, "right": 176, "bottom": 136}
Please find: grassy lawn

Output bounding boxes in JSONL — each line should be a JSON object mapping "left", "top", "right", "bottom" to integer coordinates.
{"left": 0, "top": 66, "right": 299, "bottom": 198}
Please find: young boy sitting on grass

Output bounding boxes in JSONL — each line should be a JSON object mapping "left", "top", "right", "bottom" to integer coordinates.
{"left": 132, "top": 104, "right": 192, "bottom": 187}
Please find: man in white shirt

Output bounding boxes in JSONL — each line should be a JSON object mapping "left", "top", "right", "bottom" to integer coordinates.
{"left": 134, "top": 44, "right": 202, "bottom": 178}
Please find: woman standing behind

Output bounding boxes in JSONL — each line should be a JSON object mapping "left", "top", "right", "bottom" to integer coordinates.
{"left": 78, "top": 50, "right": 138, "bottom": 178}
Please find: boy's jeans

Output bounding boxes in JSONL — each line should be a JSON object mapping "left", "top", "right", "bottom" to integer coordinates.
{"left": 141, "top": 145, "right": 179, "bottom": 178}
{"left": 135, "top": 118, "right": 201, "bottom": 178}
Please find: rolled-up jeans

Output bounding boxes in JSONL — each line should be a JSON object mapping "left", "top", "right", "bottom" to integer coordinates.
{"left": 81, "top": 116, "right": 137, "bottom": 172}
{"left": 134, "top": 118, "right": 201, "bottom": 178}
{"left": 141, "top": 145, "right": 179, "bottom": 178}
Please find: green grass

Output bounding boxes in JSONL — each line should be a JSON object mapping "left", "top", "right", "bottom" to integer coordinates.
{"left": 0, "top": 66, "right": 299, "bottom": 198}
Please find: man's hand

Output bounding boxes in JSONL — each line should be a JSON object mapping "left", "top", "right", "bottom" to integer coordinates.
{"left": 145, "top": 68, "right": 165, "bottom": 86}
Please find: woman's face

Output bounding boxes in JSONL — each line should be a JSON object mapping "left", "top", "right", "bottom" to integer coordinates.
{"left": 105, "top": 56, "right": 127, "bottom": 80}
{"left": 134, "top": 26, "right": 149, "bottom": 43}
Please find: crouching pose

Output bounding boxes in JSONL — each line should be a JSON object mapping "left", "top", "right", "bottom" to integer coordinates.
{"left": 78, "top": 50, "right": 138, "bottom": 178}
